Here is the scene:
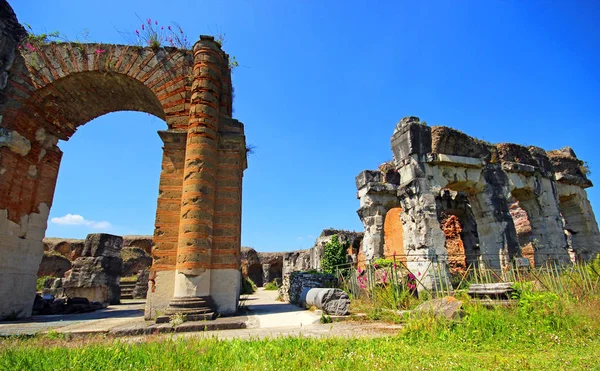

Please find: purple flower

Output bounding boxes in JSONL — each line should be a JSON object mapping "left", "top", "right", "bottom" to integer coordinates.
{"left": 147, "top": 18, "right": 152, "bottom": 25}
{"left": 136, "top": 29, "right": 140, "bottom": 35}
{"left": 168, "top": 25, "right": 172, "bottom": 31}
{"left": 155, "top": 20, "right": 158, "bottom": 25}
{"left": 141, "top": 24, "right": 145, "bottom": 30}
{"left": 374, "top": 263, "right": 380, "bottom": 269}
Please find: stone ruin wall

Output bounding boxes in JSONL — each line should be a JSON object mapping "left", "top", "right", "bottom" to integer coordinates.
{"left": 357, "top": 116, "right": 600, "bottom": 289}
{"left": 0, "top": 2, "right": 247, "bottom": 320}
{"left": 39, "top": 235, "right": 154, "bottom": 280}
{"left": 241, "top": 229, "right": 363, "bottom": 286}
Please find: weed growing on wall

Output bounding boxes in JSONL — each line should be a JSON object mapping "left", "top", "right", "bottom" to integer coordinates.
{"left": 133, "top": 18, "right": 189, "bottom": 49}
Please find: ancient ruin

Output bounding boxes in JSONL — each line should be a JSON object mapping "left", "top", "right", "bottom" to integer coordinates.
{"left": 357, "top": 116, "right": 600, "bottom": 289}
{"left": 0, "top": 3, "right": 247, "bottom": 320}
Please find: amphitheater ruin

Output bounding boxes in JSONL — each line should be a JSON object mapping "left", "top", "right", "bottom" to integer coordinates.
{"left": 1, "top": 2, "right": 599, "bottom": 320}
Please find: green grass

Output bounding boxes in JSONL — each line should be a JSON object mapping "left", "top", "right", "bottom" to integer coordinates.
{"left": 1, "top": 331, "right": 599, "bottom": 370}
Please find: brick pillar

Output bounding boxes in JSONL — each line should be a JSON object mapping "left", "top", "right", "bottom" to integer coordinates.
{"left": 172, "top": 37, "right": 224, "bottom": 299}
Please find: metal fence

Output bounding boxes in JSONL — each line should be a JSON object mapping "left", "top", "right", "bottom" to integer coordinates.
{"left": 328, "top": 253, "right": 600, "bottom": 300}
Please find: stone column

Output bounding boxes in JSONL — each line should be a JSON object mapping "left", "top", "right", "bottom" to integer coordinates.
{"left": 390, "top": 117, "right": 450, "bottom": 291}
{"left": 356, "top": 170, "right": 398, "bottom": 262}
{"left": 171, "top": 37, "right": 223, "bottom": 304}
{"left": 470, "top": 167, "right": 520, "bottom": 269}
{"left": 144, "top": 129, "right": 186, "bottom": 318}
{"left": 398, "top": 178, "right": 449, "bottom": 291}
{"left": 558, "top": 186, "right": 600, "bottom": 261}
{"left": 210, "top": 129, "right": 247, "bottom": 313}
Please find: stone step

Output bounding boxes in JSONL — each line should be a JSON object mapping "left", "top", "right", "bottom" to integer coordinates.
{"left": 155, "top": 312, "right": 216, "bottom": 324}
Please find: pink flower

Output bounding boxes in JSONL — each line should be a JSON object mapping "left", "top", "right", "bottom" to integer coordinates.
{"left": 95, "top": 48, "right": 105, "bottom": 55}
{"left": 381, "top": 271, "right": 388, "bottom": 284}
{"left": 418, "top": 272, "right": 421, "bottom": 276}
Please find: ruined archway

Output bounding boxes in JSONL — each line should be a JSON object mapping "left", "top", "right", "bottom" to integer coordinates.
{"left": 357, "top": 116, "right": 599, "bottom": 290}
{"left": 0, "top": 10, "right": 247, "bottom": 320}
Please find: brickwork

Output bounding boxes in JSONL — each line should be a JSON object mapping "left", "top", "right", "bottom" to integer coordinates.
{"left": 0, "top": 4, "right": 247, "bottom": 319}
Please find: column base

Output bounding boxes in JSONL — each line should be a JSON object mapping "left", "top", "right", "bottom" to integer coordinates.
{"left": 155, "top": 296, "right": 216, "bottom": 323}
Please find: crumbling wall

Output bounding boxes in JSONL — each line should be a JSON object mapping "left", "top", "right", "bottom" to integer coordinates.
{"left": 241, "top": 247, "right": 263, "bottom": 286}
{"left": 63, "top": 233, "right": 123, "bottom": 305}
{"left": 356, "top": 116, "right": 599, "bottom": 290}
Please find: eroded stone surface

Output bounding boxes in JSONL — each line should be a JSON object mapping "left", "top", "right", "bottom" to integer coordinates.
{"left": 357, "top": 116, "right": 599, "bottom": 291}
{"left": 63, "top": 234, "right": 123, "bottom": 305}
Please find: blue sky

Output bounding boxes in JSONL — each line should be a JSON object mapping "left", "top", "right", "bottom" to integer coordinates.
{"left": 12, "top": 0, "right": 599, "bottom": 251}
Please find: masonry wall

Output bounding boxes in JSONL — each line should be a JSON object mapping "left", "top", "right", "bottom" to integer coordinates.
{"left": 0, "top": 3, "right": 246, "bottom": 319}
{"left": 357, "top": 116, "right": 600, "bottom": 290}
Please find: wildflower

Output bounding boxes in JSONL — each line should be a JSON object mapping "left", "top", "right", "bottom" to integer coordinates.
{"left": 147, "top": 18, "right": 151, "bottom": 25}
{"left": 168, "top": 25, "right": 172, "bottom": 31}
{"left": 141, "top": 24, "right": 145, "bottom": 30}
{"left": 136, "top": 29, "right": 140, "bottom": 35}
{"left": 418, "top": 271, "right": 421, "bottom": 276}
{"left": 95, "top": 48, "right": 105, "bottom": 55}
{"left": 381, "top": 271, "right": 388, "bottom": 284}
{"left": 373, "top": 263, "right": 380, "bottom": 269}
{"left": 155, "top": 20, "right": 158, "bottom": 25}
{"left": 161, "top": 26, "right": 164, "bottom": 30}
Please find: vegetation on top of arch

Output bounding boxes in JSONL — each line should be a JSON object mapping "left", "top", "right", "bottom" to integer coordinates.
{"left": 19, "top": 20, "right": 239, "bottom": 70}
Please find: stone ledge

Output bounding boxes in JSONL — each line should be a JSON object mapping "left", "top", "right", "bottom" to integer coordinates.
{"left": 555, "top": 172, "right": 593, "bottom": 188}
{"left": 501, "top": 161, "right": 537, "bottom": 175}
{"left": 426, "top": 153, "right": 483, "bottom": 168}
{"left": 108, "top": 316, "right": 248, "bottom": 337}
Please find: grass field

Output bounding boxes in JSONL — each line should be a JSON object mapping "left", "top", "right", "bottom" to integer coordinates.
{"left": 1, "top": 330, "right": 599, "bottom": 370}
{"left": 4, "top": 261, "right": 600, "bottom": 370}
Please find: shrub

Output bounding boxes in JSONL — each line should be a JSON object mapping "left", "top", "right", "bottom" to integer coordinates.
{"left": 241, "top": 277, "right": 256, "bottom": 295}
{"left": 321, "top": 234, "right": 349, "bottom": 275}
{"left": 264, "top": 281, "right": 278, "bottom": 291}
{"left": 36, "top": 276, "right": 54, "bottom": 291}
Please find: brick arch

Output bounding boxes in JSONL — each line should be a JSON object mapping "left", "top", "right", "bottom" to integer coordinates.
{"left": 0, "top": 43, "right": 194, "bottom": 222}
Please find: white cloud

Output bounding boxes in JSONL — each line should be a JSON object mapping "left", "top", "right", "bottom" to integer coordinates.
{"left": 51, "top": 214, "right": 112, "bottom": 230}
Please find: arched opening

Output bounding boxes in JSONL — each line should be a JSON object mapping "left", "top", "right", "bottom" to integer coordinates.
{"left": 35, "top": 108, "right": 166, "bottom": 309}
{"left": 436, "top": 190, "right": 480, "bottom": 271}
{"left": 508, "top": 199, "right": 535, "bottom": 266}
{"left": 1, "top": 58, "right": 180, "bottom": 317}
{"left": 510, "top": 186, "right": 570, "bottom": 267}
{"left": 383, "top": 207, "right": 406, "bottom": 261}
